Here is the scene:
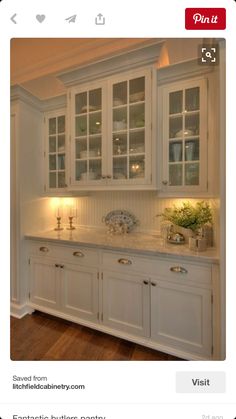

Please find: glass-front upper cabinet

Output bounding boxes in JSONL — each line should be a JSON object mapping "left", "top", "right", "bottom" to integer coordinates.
{"left": 162, "top": 79, "right": 207, "bottom": 192}
{"left": 72, "top": 84, "right": 104, "bottom": 184}
{"left": 111, "top": 76, "right": 147, "bottom": 182}
{"left": 45, "top": 110, "right": 67, "bottom": 192}
{"left": 70, "top": 69, "right": 152, "bottom": 188}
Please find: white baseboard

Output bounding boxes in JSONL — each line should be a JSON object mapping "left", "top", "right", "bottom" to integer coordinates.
{"left": 10, "top": 302, "right": 34, "bottom": 319}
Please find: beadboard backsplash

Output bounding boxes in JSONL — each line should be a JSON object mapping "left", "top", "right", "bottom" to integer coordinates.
{"left": 38, "top": 192, "right": 219, "bottom": 246}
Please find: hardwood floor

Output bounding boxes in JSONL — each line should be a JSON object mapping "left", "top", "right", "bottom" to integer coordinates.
{"left": 11, "top": 311, "right": 182, "bottom": 361}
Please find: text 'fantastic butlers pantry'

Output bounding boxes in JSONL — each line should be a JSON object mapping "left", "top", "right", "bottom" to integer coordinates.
{"left": 10, "top": 38, "right": 225, "bottom": 361}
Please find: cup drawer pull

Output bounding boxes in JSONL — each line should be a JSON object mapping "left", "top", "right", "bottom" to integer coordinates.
{"left": 118, "top": 258, "right": 132, "bottom": 265}
{"left": 73, "top": 251, "right": 84, "bottom": 257}
{"left": 39, "top": 246, "right": 49, "bottom": 253}
{"left": 170, "top": 266, "right": 188, "bottom": 274}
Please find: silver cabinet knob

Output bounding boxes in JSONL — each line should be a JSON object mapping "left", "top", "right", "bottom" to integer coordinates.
{"left": 39, "top": 246, "right": 49, "bottom": 253}
{"left": 170, "top": 266, "right": 188, "bottom": 274}
{"left": 118, "top": 258, "right": 132, "bottom": 265}
{"left": 73, "top": 251, "right": 84, "bottom": 257}
{"left": 162, "top": 180, "right": 168, "bottom": 185}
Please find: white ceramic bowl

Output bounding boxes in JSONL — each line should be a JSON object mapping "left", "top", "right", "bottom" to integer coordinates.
{"left": 113, "top": 121, "right": 127, "bottom": 131}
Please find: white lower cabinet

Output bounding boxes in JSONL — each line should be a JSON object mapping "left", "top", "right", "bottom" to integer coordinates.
{"left": 28, "top": 241, "right": 216, "bottom": 359}
{"left": 102, "top": 270, "right": 150, "bottom": 338}
{"left": 30, "top": 256, "right": 60, "bottom": 310}
{"left": 60, "top": 263, "right": 99, "bottom": 322}
{"left": 150, "top": 279, "right": 212, "bottom": 358}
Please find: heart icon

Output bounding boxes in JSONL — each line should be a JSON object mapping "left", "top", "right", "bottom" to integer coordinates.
{"left": 36, "top": 14, "right": 46, "bottom": 23}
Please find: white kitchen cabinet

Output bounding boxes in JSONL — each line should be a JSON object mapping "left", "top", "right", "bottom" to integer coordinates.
{"left": 30, "top": 256, "right": 60, "bottom": 310}
{"left": 160, "top": 78, "right": 208, "bottom": 193}
{"left": 29, "top": 244, "right": 99, "bottom": 324}
{"left": 27, "top": 240, "right": 218, "bottom": 359}
{"left": 44, "top": 109, "right": 67, "bottom": 193}
{"left": 102, "top": 270, "right": 150, "bottom": 337}
{"left": 150, "top": 278, "right": 212, "bottom": 358}
{"left": 69, "top": 68, "right": 153, "bottom": 190}
{"left": 157, "top": 60, "right": 219, "bottom": 197}
{"left": 60, "top": 263, "right": 99, "bottom": 322}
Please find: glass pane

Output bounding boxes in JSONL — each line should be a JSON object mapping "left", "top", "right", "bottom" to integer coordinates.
{"left": 169, "top": 116, "right": 183, "bottom": 138}
{"left": 76, "top": 138, "right": 87, "bottom": 159}
{"left": 130, "top": 103, "right": 145, "bottom": 129}
{"left": 113, "top": 81, "right": 127, "bottom": 106}
{"left": 89, "top": 89, "right": 101, "bottom": 111}
{"left": 169, "top": 141, "right": 183, "bottom": 162}
{"left": 89, "top": 112, "right": 102, "bottom": 135}
{"left": 58, "top": 135, "right": 65, "bottom": 152}
{"left": 89, "top": 135, "right": 102, "bottom": 157}
{"left": 58, "top": 116, "right": 65, "bottom": 133}
{"left": 75, "top": 92, "right": 87, "bottom": 114}
{"left": 129, "top": 156, "right": 145, "bottom": 179}
{"left": 49, "top": 118, "right": 56, "bottom": 135}
{"left": 185, "top": 113, "right": 199, "bottom": 136}
{"left": 76, "top": 160, "right": 87, "bottom": 181}
{"left": 49, "top": 155, "right": 56, "bottom": 170}
{"left": 185, "top": 163, "right": 199, "bottom": 185}
{"left": 49, "top": 136, "right": 56, "bottom": 153}
{"left": 129, "top": 131, "right": 145, "bottom": 154}
{"left": 89, "top": 159, "right": 102, "bottom": 180}
{"left": 185, "top": 87, "right": 199, "bottom": 112}
{"left": 58, "top": 172, "right": 66, "bottom": 188}
{"left": 113, "top": 133, "right": 127, "bottom": 155}
{"left": 113, "top": 157, "right": 127, "bottom": 180}
{"left": 58, "top": 154, "right": 65, "bottom": 170}
{"left": 130, "top": 77, "right": 145, "bottom": 103}
{"left": 113, "top": 107, "right": 127, "bottom": 131}
{"left": 75, "top": 115, "right": 87, "bottom": 136}
{"left": 169, "top": 164, "right": 182, "bottom": 186}
{"left": 185, "top": 139, "right": 199, "bottom": 161}
{"left": 169, "top": 91, "right": 183, "bottom": 115}
{"left": 49, "top": 172, "right": 56, "bottom": 188}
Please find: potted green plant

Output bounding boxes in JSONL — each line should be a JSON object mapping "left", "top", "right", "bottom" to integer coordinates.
{"left": 159, "top": 201, "right": 213, "bottom": 240}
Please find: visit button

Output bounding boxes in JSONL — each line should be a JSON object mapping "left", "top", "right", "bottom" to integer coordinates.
{"left": 176, "top": 372, "right": 226, "bottom": 393}
{"left": 185, "top": 8, "right": 226, "bottom": 30}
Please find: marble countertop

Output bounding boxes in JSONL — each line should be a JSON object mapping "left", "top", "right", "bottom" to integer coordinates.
{"left": 25, "top": 227, "right": 219, "bottom": 264}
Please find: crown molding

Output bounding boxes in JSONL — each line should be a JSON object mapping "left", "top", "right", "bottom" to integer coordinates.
{"left": 11, "top": 85, "right": 42, "bottom": 110}
{"left": 11, "top": 85, "right": 66, "bottom": 112}
{"left": 157, "top": 59, "right": 215, "bottom": 85}
{"left": 58, "top": 41, "right": 164, "bottom": 86}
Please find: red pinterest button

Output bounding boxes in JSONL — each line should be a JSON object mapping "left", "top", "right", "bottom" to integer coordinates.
{"left": 185, "top": 8, "right": 226, "bottom": 30}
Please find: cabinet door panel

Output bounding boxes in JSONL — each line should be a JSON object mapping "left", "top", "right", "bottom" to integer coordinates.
{"left": 30, "top": 257, "right": 59, "bottom": 309}
{"left": 61, "top": 264, "right": 98, "bottom": 322}
{"left": 102, "top": 271, "right": 150, "bottom": 337}
{"left": 161, "top": 78, "right": 207, "bottom": 193}
{"left": 45, "top": 110, "right": 67, "bottom": 192}
{"left": 151, "top": 279, "right": 212, "bottom": 357}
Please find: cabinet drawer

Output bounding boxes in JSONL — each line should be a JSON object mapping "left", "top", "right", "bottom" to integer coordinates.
{"left": 102, "top": 251, "right": 211, "bottom": 286}
{"left": 29, "top": 241, "right": 99, "bottom": 266}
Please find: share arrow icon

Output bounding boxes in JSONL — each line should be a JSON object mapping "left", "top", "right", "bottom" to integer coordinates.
{"left": 65, "top": 15, "right": 77, "bottom": 23}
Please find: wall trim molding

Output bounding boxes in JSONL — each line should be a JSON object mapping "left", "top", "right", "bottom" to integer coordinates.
{"left": 10, "top": 302, "right": 34, "bottom": 319}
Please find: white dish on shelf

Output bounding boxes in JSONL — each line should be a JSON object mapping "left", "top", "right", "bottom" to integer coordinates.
{"left": 113, "top": 98, "right": 124, "bottom": 107}
{"left": 113, "top": 121, "right": 127, "bottom": 131}
{"left": 80, "top": 150, "right": 97, "bottom": 158}
{"left": 176, "top": 129, "right": 194, "bottom": 137}
{"left": 81, "top": 105, "right": 98, "bottom": 113}
{"left": 130, "top": 92, "right": 145, "bottom": 102}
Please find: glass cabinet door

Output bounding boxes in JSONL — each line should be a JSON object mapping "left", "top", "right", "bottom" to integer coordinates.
{"left": 167, "top": 83, "right": 204, "bottom": 188}
{"left": 48, "top": 114, "right": 66, "bottom": 189}
{"left": 74, "top": 88, "right": 102, "bottom": 182}
{"left": 112, "top": 76, "right": 146, "bottom": 181}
